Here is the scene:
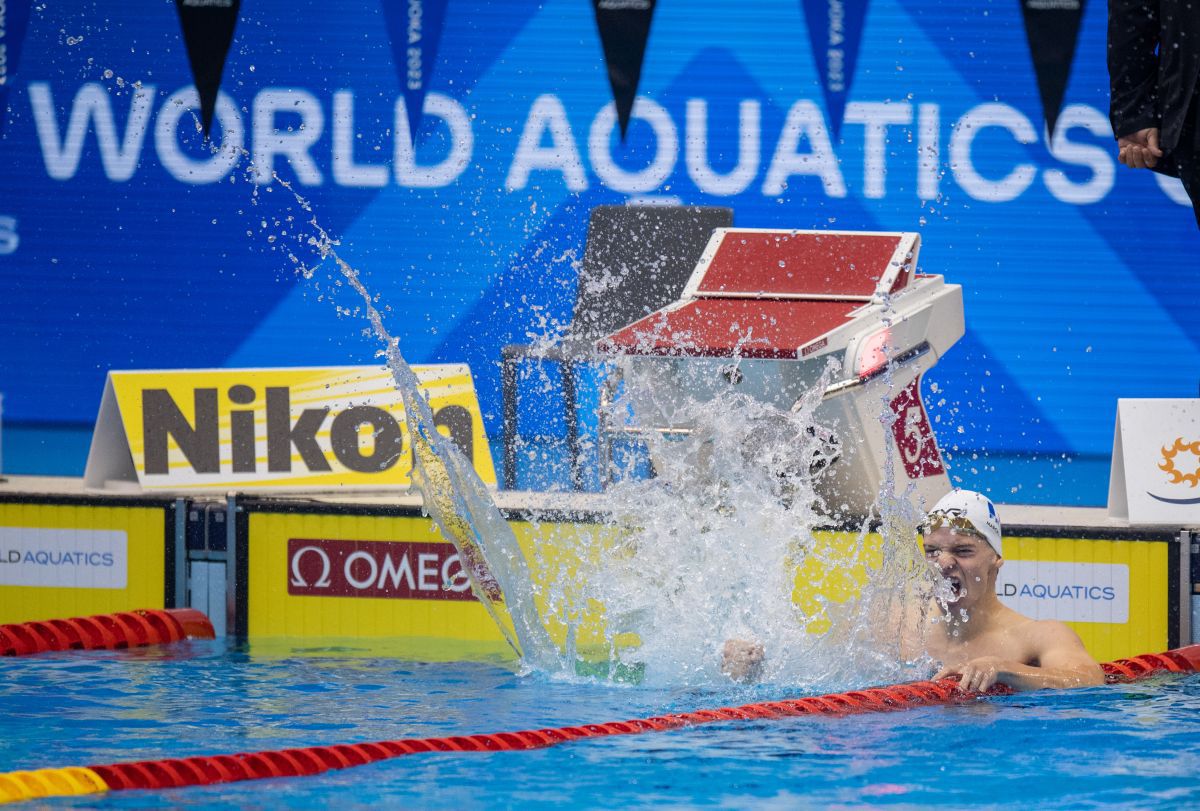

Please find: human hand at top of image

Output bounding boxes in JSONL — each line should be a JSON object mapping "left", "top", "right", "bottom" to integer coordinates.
{"left": 1116, "top": 127, "right": 1163, "bottom": 170}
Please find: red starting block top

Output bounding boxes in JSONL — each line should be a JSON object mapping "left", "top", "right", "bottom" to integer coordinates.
{"left": 688, "top": 230, "right": 915, "bottom": 298}
{"left": 599, "top": 229, "right": 919, "bottom": 359}
{"left": 599, "top": 299, "right": 859, "bottom": 359}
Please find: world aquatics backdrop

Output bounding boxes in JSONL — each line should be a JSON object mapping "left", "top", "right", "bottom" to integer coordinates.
{"left": 0, "top": 0, "right": 1196, "bottom": 505}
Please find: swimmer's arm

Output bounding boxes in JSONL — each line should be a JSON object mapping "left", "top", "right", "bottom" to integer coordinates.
{"left": 937, "top": 656, "right": 1103, "bottom": 692}
{"left": 934, "top": 623, "right": 1104, "bottom": 692}
{"left": 898, "top": 598, "right": 930, "bottom": 662}
{"left": 1009, "top": 622, "right": 1104, "bottom": 690}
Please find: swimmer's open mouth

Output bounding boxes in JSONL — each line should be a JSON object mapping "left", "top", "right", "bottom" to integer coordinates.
{"left": 947, "top": 577, "right": 963, "bottom": 600}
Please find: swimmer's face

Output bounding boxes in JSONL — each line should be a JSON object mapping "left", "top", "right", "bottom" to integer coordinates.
{"left": 922, "top": 527, "right": 1002, "bottom": 609}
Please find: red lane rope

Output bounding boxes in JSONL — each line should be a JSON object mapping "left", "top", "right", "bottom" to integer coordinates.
{"left": 0, "top": 609, "right": 214, "bottom": 656}
{"left": 65, "top": 644, "right": 1200, "bottom": 794}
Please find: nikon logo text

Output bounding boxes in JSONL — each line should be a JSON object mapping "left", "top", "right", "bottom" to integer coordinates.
{"left": 141, "top": 386, "right": 473, "bottom": 475}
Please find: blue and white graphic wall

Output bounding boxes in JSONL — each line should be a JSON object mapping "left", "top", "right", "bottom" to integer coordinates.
{"left": 1, "top": 0, "right": 1196, "bottom": 505}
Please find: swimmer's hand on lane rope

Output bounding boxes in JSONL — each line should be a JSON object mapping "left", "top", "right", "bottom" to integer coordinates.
{"left": 933, "top": 657, "right": 1005, "bottom": 693}
{"left": 721, "top": 638, "right": 765, "bottom": 682}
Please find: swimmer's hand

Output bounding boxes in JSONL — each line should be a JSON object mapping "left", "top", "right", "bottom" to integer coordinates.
{"left": 934, "top": 656, "right": 1007, "bottom": 693}
{"left": 721, "top": 639, "right": 764, "bottom": 682}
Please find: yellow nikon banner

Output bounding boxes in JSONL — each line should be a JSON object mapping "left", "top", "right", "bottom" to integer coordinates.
{"left": 83, "top": 365, "right": 496, "bottom": 492}
{"left": 0, "top": 501, "right": 168, "bottom": 624}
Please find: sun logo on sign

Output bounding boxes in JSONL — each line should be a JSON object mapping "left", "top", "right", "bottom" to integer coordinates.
{"left": 1158, "top": 437, "right": 1200, "bottom": 488}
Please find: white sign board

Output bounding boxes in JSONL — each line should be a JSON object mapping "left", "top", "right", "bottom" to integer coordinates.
{"left": 996, "top": 561, "right": 1129, "bottom": 623}
{"left": 1108, "top": 399, "right": 1200, "bottom": 526}
{"left": 0, "top": 527, "right": 128, "bottom": 589}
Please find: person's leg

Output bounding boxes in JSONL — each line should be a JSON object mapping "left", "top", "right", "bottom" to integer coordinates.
{"left": 1176, "top": 148, "right": 1200, "bottom": 229}
{"left": 1180, "top": 157, "right": 1200, "bottom": 229}
{"left": 1182, "top": 95, "right": 1200, "bottom": 229}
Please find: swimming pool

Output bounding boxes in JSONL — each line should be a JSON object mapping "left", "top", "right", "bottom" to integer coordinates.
{"left": 4, "top": 639, "right": 1199, "bottom": 808}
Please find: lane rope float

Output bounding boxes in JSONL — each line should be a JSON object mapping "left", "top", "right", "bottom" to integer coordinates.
{"left": 0, "top": 608, "right": 215, "bottom": 657}
{"left": 1, "top": 644, "right": 1197, "bottom": 804}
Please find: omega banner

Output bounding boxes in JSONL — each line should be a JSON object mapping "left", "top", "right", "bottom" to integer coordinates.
{"left": 288, "top": 537, "right": 474, "bottom": 601}
{"left": 82, "top": 365, "right": 496, "bottom": 492}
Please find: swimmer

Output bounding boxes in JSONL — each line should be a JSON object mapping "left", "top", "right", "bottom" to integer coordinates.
{"left": 721, "top": 490, "right": 1105, "bottom": 691}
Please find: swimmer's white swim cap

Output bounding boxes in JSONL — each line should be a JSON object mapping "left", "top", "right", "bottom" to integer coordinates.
{"left": 925, "top": 490, "right": 1003, "bottom": 557}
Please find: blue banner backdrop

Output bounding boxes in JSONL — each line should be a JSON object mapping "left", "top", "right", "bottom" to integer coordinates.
{"left": 0, "top": 0, "right": 1196, "bottom": 505}
{"left": 0, "top": 0, "right": 34, "bottom": 136}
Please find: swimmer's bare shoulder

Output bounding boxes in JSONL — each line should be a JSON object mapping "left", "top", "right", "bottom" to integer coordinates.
{"left": 936, "top": 615, "right": 1105, "bottom": 692}
{"left": 1020, "top": 617, "right": 1098, "bottom": 665}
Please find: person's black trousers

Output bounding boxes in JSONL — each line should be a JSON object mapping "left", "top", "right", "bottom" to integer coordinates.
{"left": 1175, "top": 95, "right": 1200, "bottom": 229}
{"left": 1177, "top": 148, "right": 1200, "bottom": 229}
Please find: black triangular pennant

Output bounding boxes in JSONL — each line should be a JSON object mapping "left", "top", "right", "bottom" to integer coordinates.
{"left": 801, "top": 0, "right": 871, "bottom": 139}
{"left": 382, "top": 0, "right": 452, "bottom": 146}
{"left": 591, "top": 0, "right": 657, "bottom": 141}
{"left": 1020, "top": 0, "right": 1086, "bottom": 139}
{"left": 174, "top": 0, "right": 241, "bottom": 137}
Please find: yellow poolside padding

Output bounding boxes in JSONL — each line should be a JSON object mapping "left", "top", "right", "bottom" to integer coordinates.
{"left": 0, "top": 767, "right": 108, "bottom": 803}
{"left": 245, "top": 509, "right": 1171, "bottom": 664}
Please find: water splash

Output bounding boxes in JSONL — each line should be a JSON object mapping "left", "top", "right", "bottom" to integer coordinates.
{"left": 282, "top": 210, "right": 942, "bottom": 688}
{"left": 555, "top": 352, "right": 939, "bottom": 690}
{"left": 828, "top": 315, "right": 943, "bottom": 687}
{"left": 114, "top": 90, "right": 569, "bottom": 674}
{"left": 147, "top": 84, "right": 943, "bottom": 687}
{"left": 288, "top": 219, "right": 945, "bottom": 688}
{"left": 300, "top": 219, "right": 565, "bottom": 675}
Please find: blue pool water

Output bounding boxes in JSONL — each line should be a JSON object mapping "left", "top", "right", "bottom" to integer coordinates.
{"left": 3, "top": 640, "right": 1199, "bottom": 808}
